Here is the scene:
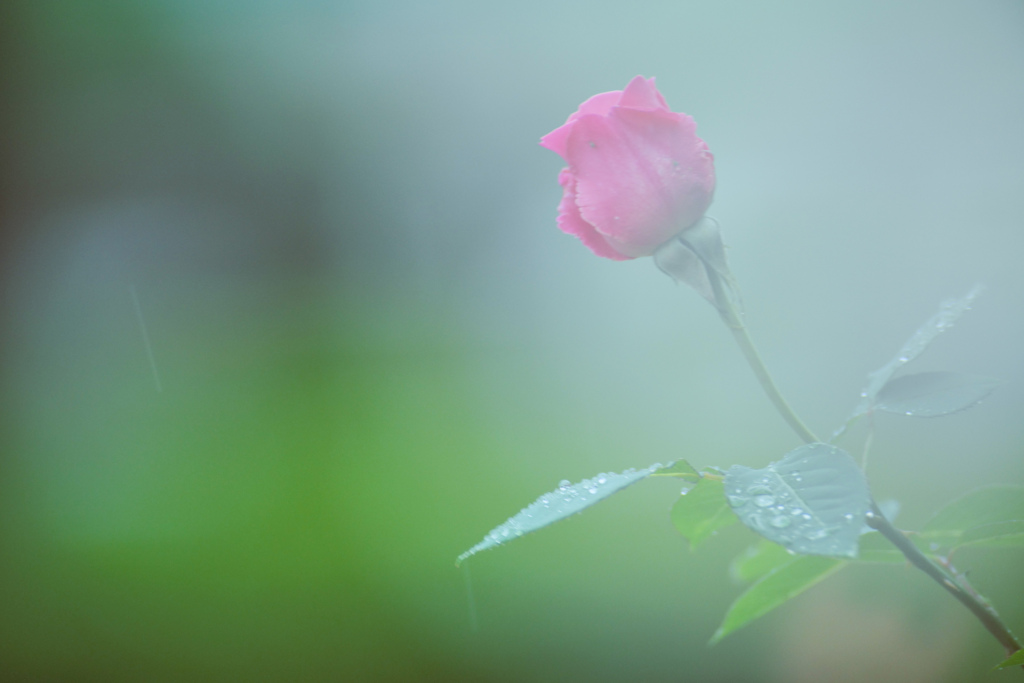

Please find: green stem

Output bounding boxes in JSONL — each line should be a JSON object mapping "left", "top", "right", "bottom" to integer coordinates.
{"left": 866, "top": 504, "right": 1022, "bottom": 658}
{"left": 706, "top": 268, "right": 819, "bottom": 444}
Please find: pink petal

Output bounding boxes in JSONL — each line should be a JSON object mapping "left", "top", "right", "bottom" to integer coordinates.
{"left": 554, "top": 168, "right": 633, "bottom": 261}
{"left": 575, "top": 89, "right": 623, "bottom": 117}
{"left": 539, "top": 90, "right": 623, "bottom": 159}
{"left": 617, "top": 76, "right": 666, "bottom": 111}
{"left": 565, "top": 107, "right": 715, "bottom": 257}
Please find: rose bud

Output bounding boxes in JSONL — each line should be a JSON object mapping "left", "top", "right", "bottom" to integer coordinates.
{"left": 540, "top": 76, "right": 716, "bottom": 260}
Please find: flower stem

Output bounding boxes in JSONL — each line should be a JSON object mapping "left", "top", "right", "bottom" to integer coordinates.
{"left": 866, "top": 504, "right": 1022, "bottom": 658}
{"left": 706, "top": 268, "right": 819, "bottom": 444}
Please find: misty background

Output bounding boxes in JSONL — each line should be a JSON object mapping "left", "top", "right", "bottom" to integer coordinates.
{"left": 1, "top": 0, "right": 1022, "bottom": 680}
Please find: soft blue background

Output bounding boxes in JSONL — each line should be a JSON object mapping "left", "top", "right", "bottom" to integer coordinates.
{"left": 2, "top": 0, "right": 1022, "bottom": 680}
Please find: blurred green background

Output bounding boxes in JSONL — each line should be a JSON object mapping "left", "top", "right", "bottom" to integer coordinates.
{"left": 1, "top": 0, "right": 1023, "bottom": 680}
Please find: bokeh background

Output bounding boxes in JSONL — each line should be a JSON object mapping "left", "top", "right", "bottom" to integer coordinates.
{"left": 2, "top": 0, "right": 1023, "bottom": 680}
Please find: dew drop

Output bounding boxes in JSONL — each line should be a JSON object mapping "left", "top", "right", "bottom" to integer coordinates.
{"left": 791, "top": 507, "right": 804, "bottom": 516}
{"left": 727, "top": 495, "right": 748, "bottom": 508}
{"left": 754, "top": 495, "right": 775, "bottom": 508}
{"left": 770, "top": 515, "right": 792, "bottom": 529}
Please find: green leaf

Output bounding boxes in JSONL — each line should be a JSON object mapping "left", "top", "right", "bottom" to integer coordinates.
{"left": 670, "top": 478, "right": 737, "bottom": 548}
{"left": 724, "top": 443, "right": 872, "bottom": 558}
{"left": 920, "top": 485, "right": 1024, "bottom": 551}
{"left": 649, "top": 459, "right": 701, "bottom": 482}
{"left": 835, "top": 285, "right": 982, "bottom": 438}
{"left": 730, "top": 541, "right": 794, "bottom": 583}
{"left": 732, "top": 530, "right": 907, "bottom": 585}
{"left": 456, "top": 460, "right": 675, "bottom": 565}
{"left": 994, "top": 649, "right": 1024, "bottom": 670}
{"left": 857, "top": 285, "right": 982, "bottom": 409}
{"left": 711, "top": 555, "right": 846, "bottom": 644}
{"left": 874, "top": 371, "right": 1001, "bottom": 418}
{"left": 958, "top": 521, "right": 1024, "bottom": 548}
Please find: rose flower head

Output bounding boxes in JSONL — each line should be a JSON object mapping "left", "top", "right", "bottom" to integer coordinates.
{"left": 540, "top": 76, "right": 716, "bottom": 260}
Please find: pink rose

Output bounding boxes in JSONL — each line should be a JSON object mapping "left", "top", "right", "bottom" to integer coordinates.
{"left": 540, "top": 76, "right": 716, "bottom": 260}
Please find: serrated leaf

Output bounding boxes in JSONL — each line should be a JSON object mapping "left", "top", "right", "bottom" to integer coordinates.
{"left": 650, "top": 459, "right": 701, "bottom": 482}
{"left": 994, "top": 649, "right": 1024, "bottom": 670}
{"left": 730, "top": 541, "right": 794, "bottom": 583}
{"left": 671, "top": 478, "right": 737, "bottom": 548}
{"left": 837, "top": 286, "right": 983, "bottom": 436}
{"left": 711, "top": 555, "right": 846, "bottom": 644}
{"left": 920, "top": 485, "right": 1024, "bottom": 551}
{"left": 874, "top": 371, "right": 1001, "bottom": 418}
{"left": 456, "top": 460, "right": 675, "bottom": 565}
{"left": 724, "top": 443, "right": 872, "bottom": 558}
